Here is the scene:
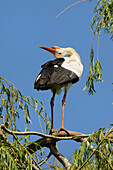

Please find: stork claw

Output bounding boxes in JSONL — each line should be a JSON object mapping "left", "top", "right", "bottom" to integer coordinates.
{"left": 49, "top": 128, "right": 56, "bottom": 135}
{"left": 59, "top": 127, "right": 70, "bottom": 135}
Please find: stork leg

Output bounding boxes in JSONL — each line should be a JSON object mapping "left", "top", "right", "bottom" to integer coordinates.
{"left": 59, "top": 88, "right": 69, "bottom": 134}
{"left": 50, "top": 89, "right": 56, "bottom": 133}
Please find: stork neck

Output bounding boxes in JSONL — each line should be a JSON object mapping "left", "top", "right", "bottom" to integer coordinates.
{"left": 64, "top": 48, "right": 81, "bottom": 63}
{"left": 68, "top": 53, "right": 81, "bottom": 63}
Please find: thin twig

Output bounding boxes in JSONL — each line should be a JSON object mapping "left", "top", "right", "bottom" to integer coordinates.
{"left": 38, "top": 114, "right": 44, "bottom": 134}
{"left": 56, "top": 0, "right": 86, "bottom": 18}
{"left": 0, "top": 116, "right": 5, "bottom": 124}
{"left": 18, "top": 96, "right": 48, "bottom": 124}
{"left": 91, "top": 1, "right": 108, "bottom": 49}
{"left": 0, "top": 76, "right": 12, "bottom": 88}
{"left": 38, "top": 152, "right": 52, "bottom": 167}
{"left": 97, "top": 29, "right": 100, "bottom": 61}
{"left": 6, "top": 86, "right": 15, "bottom": 139}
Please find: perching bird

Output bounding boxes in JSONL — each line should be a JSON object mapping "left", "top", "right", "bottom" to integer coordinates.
{"left": 34, "top": 46, "right": 83, "bottom": 133}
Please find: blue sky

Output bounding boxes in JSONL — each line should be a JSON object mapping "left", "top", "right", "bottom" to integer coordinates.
{"left": 0, "top": 0, "right": 113, "bottom": 160}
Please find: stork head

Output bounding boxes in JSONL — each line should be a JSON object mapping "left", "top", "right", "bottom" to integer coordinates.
{"left": 39, "top": 46, "right": 76, "bottom": 58}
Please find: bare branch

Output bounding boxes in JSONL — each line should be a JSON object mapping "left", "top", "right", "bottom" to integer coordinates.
{"left": 49, "top": 142, "right": 71, "bottom": 170}
{"left": 27, "top": 138, "right": 56, "bottom": 154}
{"left": 32, "top": 163, "right": 41, "bottom": 170}
{"left": 0, "top": 123, "right": 89, "bottom": 140}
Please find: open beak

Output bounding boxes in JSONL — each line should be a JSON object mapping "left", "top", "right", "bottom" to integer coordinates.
{"left": 39, "top": 46, "right": 57, "bottom": 55}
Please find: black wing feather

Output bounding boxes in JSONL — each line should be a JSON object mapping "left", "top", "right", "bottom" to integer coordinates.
{"left": 34, "top": 58, "right": 79, "bottom": 90}
{"left": 41, "top": 58, "right": 64, "bottom": 68}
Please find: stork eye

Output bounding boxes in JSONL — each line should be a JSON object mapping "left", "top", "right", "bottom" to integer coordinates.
{"left": 58, "top": 52, "right": 62, "bottom": 55}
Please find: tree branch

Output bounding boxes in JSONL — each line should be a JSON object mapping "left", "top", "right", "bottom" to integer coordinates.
{"left": 0, "top": 123, "right": 89, "bottom": 140}
{"left": 49, "top": 142, "right": 71, "bottom": 170}
{"left": 1, "top": 122, "right": 113, "bottom": 169}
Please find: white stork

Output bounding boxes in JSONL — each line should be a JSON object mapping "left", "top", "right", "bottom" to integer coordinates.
{"left": 34, "top": 46, "right": 83, "bottom": 133}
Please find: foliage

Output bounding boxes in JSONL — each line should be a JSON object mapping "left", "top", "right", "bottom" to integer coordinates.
{"left": 71, "top": 125, "right": 113, "bottom": 170}
{"left": 0, "top": 77, "right": 113, "bottom": 169}
{"left": 0, "top": 76, "right": 50, "bottom": 133}
{"left": 56, "top": 0, "right": 112, "bottom": 95}
{"left": 84, "top": 0, "right": 113, "bottom": 95}
{"left": 90, "top": 0, "right": 113, "bottom": 39}
{"left": 83, "top": 47, "right": 103, "bottom": 95}
{"left": 0, "top": 76, "right": 51, "bottom": 169}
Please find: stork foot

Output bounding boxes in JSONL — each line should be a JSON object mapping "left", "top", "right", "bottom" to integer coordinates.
{"left": 59, "top": 127, "right": 70, "bottom": 135}
{"left": 50, "top": 128, "right": 56, "bottom": 135}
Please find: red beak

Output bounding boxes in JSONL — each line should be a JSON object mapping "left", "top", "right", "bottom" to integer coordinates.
{"left": 39, "top": 46, "right": 56, "bottom": 55}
